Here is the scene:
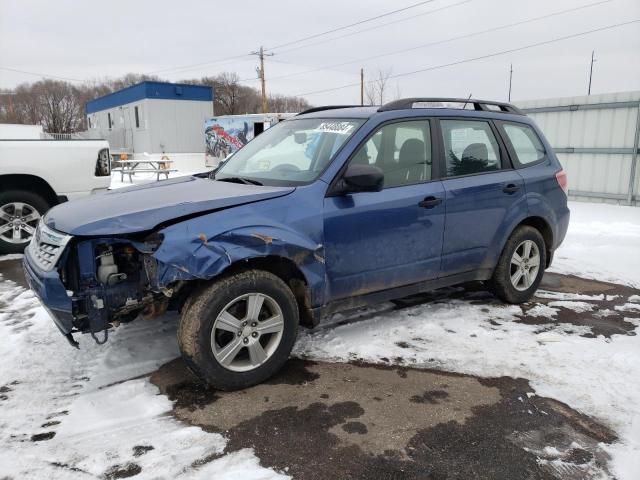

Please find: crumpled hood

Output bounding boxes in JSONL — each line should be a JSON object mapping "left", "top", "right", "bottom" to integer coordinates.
{"left": 45, "top": 176, "right": 295, "bottom": 236}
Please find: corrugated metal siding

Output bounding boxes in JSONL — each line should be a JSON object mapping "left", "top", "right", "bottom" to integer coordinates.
{"left": 516, "top": 91, "right": 640, "bottom": 205}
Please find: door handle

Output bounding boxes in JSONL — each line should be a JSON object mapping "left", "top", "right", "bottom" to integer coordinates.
{"left": 502, "top": 183, "right": 520, "bottom": 194}
{"left": 418, "top": 196, "right": 442, "bottom": 208}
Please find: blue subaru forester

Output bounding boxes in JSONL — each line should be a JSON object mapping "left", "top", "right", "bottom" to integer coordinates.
{"left": 24, "top": 98, "right": 569, "bottom": 390}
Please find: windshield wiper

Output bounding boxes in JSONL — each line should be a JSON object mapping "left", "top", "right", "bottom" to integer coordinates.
{"left": 216, "top": 176, "right": 263, "bottom": 186}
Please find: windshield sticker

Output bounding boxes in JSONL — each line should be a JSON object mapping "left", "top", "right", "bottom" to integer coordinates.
{"left": 255, "top": 159, "right": 271, "bottom": 171}
{"left": 315, "top": 122, "right": 355, "bottom": 135}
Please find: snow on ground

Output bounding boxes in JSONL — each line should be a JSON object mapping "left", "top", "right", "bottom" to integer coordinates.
{"left": 1, "top": 183, "right": 639, "bottom": 479}
{"left": 549, "top": 201, "right": 640, "bottom": 288}
{"left": 0, "top": 253, "right": 24, "bottom": 262}
{"left": 109, "top": 153, "right": 206, "bottom": 190}
{"left": 294, "top": 200, "right": 640, "bottom": 480}
{"left": 0, "top": 283, "right": 288, "bottom": 479}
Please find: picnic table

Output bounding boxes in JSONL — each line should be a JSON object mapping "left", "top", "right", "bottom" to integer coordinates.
{"left": 112, "top": 159, "right": 178, "bottom": 182}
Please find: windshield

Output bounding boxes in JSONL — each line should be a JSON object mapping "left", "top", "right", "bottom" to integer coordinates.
{"left": 215, "top": 118, "right": 365, "bottom": 185}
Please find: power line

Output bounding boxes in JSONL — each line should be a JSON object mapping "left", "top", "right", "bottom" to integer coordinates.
{"left": 265, "top": 0, "right": 438, "bottom": 52}
{"left": 272, "top": 0, "right": 473, "bottom": 56}
{"left": 0, "top": 66, "right": 83, "bottom": 83}
{"left": 144, "top": 0, "right": 439, "bottom": 78}
{"left": 237, "top": 0, "right": 473, "bottom": 84}
{"left": 147, "top": 54, "right": 253, "bottom": 76}
{"left": 238, "top": 57, "right": 358, "bottom": 83}
{"left": 246, "top": 0, "right": 612, "bottom": 85}
{"left": 294, "top": 19, "right": 640, "bottom": 97}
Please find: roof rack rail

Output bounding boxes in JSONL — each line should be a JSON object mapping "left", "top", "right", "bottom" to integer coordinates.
{"left": 297, "top": 105, "right": 363, "bottom": 115}
{"left": 378, "top": 97, "right": 524, "bottom": 115}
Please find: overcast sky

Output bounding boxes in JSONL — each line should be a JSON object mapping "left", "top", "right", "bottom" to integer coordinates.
{"left": 1, "top": 0, "right": 639, "bottom": 104}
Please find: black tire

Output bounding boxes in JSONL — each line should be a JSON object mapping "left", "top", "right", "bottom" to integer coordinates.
{"left": 178, "top": 270, "right": 299, "bottom": 390}
{"left": 487, "top": 226, "right": 547, "bottom": 304}
{"left": 0, "top": 190, "right": 50, "bottom": 255}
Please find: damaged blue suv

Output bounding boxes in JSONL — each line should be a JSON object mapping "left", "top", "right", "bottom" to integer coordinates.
{"left": 24, "top": 98, "right": 569, "bottom": 390}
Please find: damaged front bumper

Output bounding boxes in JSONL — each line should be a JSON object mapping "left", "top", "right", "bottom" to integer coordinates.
{"left": 23, "top": 252, "right": 78, "bottom": 347}
{"left": 23, "top": 225, "right": 165, "bottom": 348}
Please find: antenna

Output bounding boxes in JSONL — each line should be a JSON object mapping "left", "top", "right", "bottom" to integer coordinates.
{"left": 588, "top": 50, "right": 596, "bottom": 95}
{"left": 508, "top": 63, "right": 513, "bottom": 101}
{"left": 462, "top": 93, "right": 472, "bottom": 110}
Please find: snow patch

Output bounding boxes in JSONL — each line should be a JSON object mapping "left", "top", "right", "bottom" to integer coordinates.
{"left": 0, "top": 278, "right": 288, "bottom": 479}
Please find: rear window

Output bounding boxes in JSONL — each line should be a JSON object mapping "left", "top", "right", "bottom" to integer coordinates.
{"left": 501, "top": 123, "right": 546, "bottom": 166}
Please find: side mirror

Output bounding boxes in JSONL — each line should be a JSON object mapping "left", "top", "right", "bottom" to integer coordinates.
{"left": 341, "top": 164, "right": 384, "bottom": 193}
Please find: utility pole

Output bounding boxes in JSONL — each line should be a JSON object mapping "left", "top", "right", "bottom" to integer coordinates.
{"left": 251, "top": 46, "right": 274, "bottom": 113}
{"left": 360, "top": 68, "right": 364, "bottom": 106}
{"left": 588, "top": 50, "right": 596, "bottom": 95}
{"left": 508, "top": 63, "right": 513, "bottom": 102}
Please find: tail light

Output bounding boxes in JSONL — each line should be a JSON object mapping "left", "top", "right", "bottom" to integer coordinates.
{"left": 555, "top": 169, "right": 568, "bottom": 195}
{"left": 95, "top": 148, "right": 111, "bottom": 177}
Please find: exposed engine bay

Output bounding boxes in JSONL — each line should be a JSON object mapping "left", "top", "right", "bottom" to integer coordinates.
{"left": 61, "top": 237, "right": 175, "bottom": 345}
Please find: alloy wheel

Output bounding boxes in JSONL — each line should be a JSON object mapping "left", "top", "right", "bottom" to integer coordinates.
{"left": 510, "top": 240, "right": 540, "bottom": 291}
{"left": 0, "top": 202, "right": 41, "bottom": 245}
{"left": 210, "top": 293, "right": 285, "bottom": 372}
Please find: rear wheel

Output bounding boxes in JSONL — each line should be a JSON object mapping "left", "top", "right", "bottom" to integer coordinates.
{"left": 487, "top": 226, "right": 546, "bottom": 304}
{"left": 0, "top": 190, "right": 49, "bottom": 254}
{"left": 178, "top": 270, "right": 299, "bottom": 390}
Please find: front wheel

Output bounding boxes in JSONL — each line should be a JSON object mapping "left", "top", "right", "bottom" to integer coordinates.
{"left": 178, "top": 270, "right": 299, "bottom": 390}
{"left": 487, "top": 226, "right": 547, "bottom": 304}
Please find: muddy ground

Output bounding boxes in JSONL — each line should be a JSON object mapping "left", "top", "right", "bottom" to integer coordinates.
{"left": 150, "top": 272, "right": 637, "bottom": 480}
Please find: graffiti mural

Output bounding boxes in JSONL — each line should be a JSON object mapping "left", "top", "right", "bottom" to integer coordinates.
{"left": 204, "top": 117, "right": 253, "bottom": 166}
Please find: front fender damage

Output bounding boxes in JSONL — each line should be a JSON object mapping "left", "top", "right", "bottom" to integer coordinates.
{"left": 150, "top": 224, "right": 326, "bottom": 308}
{"left": 66, "top": 220, "right": 325, "bottom": 346}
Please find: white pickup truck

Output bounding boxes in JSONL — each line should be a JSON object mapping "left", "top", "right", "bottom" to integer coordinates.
{"left": 0, "top": 124, "right": 111, "bottom": 254}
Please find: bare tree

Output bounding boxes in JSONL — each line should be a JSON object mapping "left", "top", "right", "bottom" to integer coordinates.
{"left": 1, "top": 85, "right": 40, "bottom": 125}
{"left": 0, "top": 71, "right": 313, "bottom": 129}
{"left": 37, "top": 80, "right": 84, "bottom": 133}
{"left": 215, "top": 72, "right": 243, "bottom": 115}
{"left": 365, "top": 68, "right": 394, "bottom": 106}
{"left": 268, "top": 93, "right": 311, "bottom": 113}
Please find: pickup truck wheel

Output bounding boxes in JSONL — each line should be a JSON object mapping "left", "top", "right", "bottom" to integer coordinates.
{"left": 178, "top": 270, "right": 299, "bottom": 390}
{"left": 0, "top": 190, "right": 49, "bottom": 254}
{"left": 487, "top": 226, "right": 547, "bottom": 304}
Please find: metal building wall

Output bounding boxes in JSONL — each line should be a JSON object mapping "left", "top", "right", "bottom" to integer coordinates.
{"left": 516, "top": 91, "right": 640, "bottom": 205}
{"left": 86, "top": 98, "right": 213, "bottom": 155}
{"left": 146, "top": 99, "right": 213, "bottom": 154}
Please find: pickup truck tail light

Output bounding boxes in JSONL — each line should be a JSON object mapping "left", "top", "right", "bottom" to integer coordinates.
{"left": 555, "top": 169, "right": 568, "bottom": 195}
{"left": 95, "top": 148, "right": 111, "bottom": 177}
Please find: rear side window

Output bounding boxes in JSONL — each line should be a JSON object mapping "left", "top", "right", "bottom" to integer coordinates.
{"left": 349, "top": 120, "right": 432, "bottom": 188}
{"left": 501, "top": 123, "right": 546, "bottom": 166}
{"left": 440, "top": 120, "right": 501, "bottom": 177}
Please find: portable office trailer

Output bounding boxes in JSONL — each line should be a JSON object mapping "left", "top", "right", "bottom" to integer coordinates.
{"left": 516, "top": 91, "right": 640, "bottom": 205}
{"left": 86, "top": 81, "right": 214, "bottom": 157}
